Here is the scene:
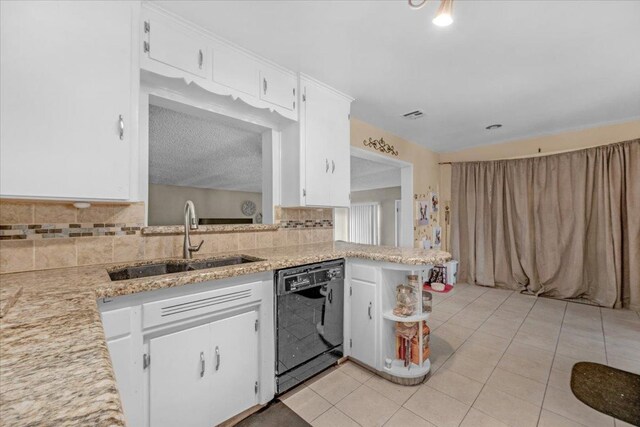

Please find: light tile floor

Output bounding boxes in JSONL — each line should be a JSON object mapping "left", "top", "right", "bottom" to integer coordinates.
{"left": 281, "top": 283, "right": 640, "bottom": 427}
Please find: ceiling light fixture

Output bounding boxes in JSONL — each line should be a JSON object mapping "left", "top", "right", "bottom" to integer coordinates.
{"left": 408, "top": 0, "right": 454, "bottom": 27}
{"left": 485, "top": 124, "right": 503, "bottom": 130}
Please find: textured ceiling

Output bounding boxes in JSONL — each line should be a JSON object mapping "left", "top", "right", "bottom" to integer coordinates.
{"left": 351, "top": 156, "right": 400, "bottom": 192}
{"left": 155, "top": 0, "right": 640, "bottom": 152}
{"left": 149, "top": 105, "right": 263, "bottom": 192}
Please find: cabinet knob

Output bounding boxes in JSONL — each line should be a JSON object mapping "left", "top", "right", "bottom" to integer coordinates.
{"left": 215, "top": 346, "right": 220, "bottom": 371}
{"left": 368, "top": 302, "right": 372, "bottom": 319}
{"left": 263, "top": 78, "right": 268, "bottom": 95}
{"left": 198, "top": 49, "right": 203, "bottom": 69}
{"left": 200, "top": 352, "right": 205, "bottom": 377}
{"left": 332, "top": 160, "right": 335, "bottom": 174}
{"left": 118, "top": 115, "right": 124, "bottom": 140}
{"left": 325, "top": 159, "right": 329, "bottom": 173}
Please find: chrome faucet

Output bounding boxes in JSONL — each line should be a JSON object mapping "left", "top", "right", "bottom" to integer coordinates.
{"left": 183, "top": 200, "right": 204, "bottom": 259}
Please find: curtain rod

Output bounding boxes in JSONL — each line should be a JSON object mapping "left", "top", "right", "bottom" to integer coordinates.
{"left": 438, "top": 162, "right": 452, "bottom": 165}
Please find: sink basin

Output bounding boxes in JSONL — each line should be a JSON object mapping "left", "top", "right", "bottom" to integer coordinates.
{"left": 108, "top": 256, "right": 262, "bottom": 281}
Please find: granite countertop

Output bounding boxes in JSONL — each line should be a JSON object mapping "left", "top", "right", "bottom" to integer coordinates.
{"left": 0, "top": 285, "right": 22, "bottom": 318}
{"left": 0, "top": 241, "right": 450, "bottom": 426}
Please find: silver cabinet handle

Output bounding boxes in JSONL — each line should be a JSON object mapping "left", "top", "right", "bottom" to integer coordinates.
{"left": 200, "top": 352, "right": 205, "bottom": 377}
{"left": 215, "top": 346, "right": 220, "bottom": 371}
{"left": 198, "top": 49, "right": 203, "bottom": 69}
{"left": 263, "top": 78, "right": 267, "bottom": 94}
{"left": 332, "top": 160, "right": 335, "bottom": 173}
{"left": 118, "top": 115, "right": 124, "bottom": 140}
{"left": 368, "top": 302, "right": 372, "bottom": 319}
{"left": 325, "top": 159, "right": 329, "bottom": 173}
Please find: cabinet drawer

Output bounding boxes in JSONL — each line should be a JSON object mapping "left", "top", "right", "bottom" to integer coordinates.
{"left": 351, "top": 264, "right": 377, "bottom": 284}
{"left": 148, "top": 18, "right": 208, "bottom": 78}
{"left": 142, "top": 281, "right": 261, "bottom": 329}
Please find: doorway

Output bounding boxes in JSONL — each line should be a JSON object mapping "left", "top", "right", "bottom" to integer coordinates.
{"left": 335, "top": 148, "right": 413, "bottom": 247}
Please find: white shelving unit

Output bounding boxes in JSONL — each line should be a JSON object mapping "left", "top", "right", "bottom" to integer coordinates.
{"left": 379, "top": 264, "right": 432, "bottom": 384}
{"left": 382, "top": 310, "right": 430, "bottom": 322}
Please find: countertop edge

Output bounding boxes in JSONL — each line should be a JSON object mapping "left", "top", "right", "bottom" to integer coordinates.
{"left": 141, "top": 224, "right": 280, "bottom": 235}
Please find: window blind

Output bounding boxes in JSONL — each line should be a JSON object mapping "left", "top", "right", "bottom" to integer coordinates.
{"left": 349, "top": 203, "right": 379, "bottom": 245}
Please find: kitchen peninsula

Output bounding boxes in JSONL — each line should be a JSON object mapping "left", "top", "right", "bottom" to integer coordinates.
{"left": 0, "top": 241, "right": 449, "bottom": 426}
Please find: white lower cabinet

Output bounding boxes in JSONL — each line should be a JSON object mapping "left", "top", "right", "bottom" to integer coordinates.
{"left": 349, "top": 278, "right": 377, "bottom": 369}
{"left": 99, "top": 273, "right": 273, "bottom": 427}
{"left": 210, "top": 311, "right": 259, "bottom": 425}
{"left": 150, "top": 323, "right": 213, "bottom": 427}
{"left": 149, "top": 311, "right": 258, "bottom": 427}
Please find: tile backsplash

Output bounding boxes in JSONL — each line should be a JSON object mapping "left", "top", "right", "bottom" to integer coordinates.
{"left": 0, "top": 201, "right": 334, "bottom": 274}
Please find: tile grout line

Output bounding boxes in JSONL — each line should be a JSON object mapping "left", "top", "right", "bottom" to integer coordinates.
{"left": 420, "top": 285, "right": 496, "bottom": 377}
{"left": 533, "top": 301, "right": 569, "bottom": 426}
{"left": 400, "top": 287, "right": 526, "bottom": 423}
{"left": 457, "top": 292, "right": 541, "bottom": 425}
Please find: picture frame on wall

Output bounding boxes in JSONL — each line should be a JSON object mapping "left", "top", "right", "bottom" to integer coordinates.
{"left": 432, "top": 226, "right": 442, "bottom": 248}
{"left": 431, "top": 192, "right": 439, "bottom": 213}
{"left": 416, "top": 200, "right": 430, "bottom": 226}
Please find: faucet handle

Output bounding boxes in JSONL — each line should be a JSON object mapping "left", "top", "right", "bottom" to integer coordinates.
{"left": 190, "top": 239, "right": 204, "bottom": 253}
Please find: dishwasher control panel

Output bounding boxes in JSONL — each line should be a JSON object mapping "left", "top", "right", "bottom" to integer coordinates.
{"left": 276, "top": 259, "right": 344, "bottom": 295}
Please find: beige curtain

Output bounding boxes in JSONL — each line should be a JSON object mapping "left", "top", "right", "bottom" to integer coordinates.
{"left": 451, "top": 139, "right": 640, "bottom": 309}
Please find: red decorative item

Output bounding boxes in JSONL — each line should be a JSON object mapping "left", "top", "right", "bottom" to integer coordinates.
{"left": 423, "top": 283, "right": 453, "bottom": 293}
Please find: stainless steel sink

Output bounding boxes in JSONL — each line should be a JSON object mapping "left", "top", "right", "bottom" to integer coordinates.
{"left": 108, "top": 256, "right": 262, "bottom": 281}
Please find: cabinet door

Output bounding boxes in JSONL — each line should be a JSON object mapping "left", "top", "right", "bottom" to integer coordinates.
{"left": 212, "top": 44, "right": 260, "bottom": 97}
{"left": 350, "top": 279, "right": 377, "bottom": 368}
{"left": 149, "top": 323, "right": 212, "bottom": 427}
{"left": 329, "top": 100, "right": 352, "bottom": 207}
{"left": 259, "top": 66, "right": 296, "bottom": 111}
{"left": 0, "top": 1, "right": 132, "bottom": 200}
{"left": 302, "top": 78, "right": 336, "bottom": 206}
{"left": 210, "top": 311, "right": 259, "bottom": 426}
{"left": 147, "top": 16, "right": 208, "bottom": 78}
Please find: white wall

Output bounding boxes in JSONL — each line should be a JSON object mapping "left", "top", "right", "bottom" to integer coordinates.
{"left": 350, "top": 187, "right": 401, "bottom": 247}
{"left": 148, "top": 184, "right": 262, "bottom": 225}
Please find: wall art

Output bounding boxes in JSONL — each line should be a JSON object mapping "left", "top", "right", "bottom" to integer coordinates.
{"left": 416, "top": 200, "right": 430, "bottom": 226}
{"left": 363, "top": 137, "right": 399, "bottom": 156}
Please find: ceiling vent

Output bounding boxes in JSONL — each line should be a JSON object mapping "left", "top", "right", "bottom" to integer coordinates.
{"left": 402, "top": 109, "right": 425, "bottom": 120}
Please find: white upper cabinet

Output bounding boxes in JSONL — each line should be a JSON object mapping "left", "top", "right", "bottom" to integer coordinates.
{"left": 141, "top": 5, "right": 297, "bottom": 121}
{"left": 0, "top": 0, "right": 137, "bottom": 200}
{"left": 146, "top": 15, "right": 208, "bottom": 79}
{"left": 282, "top": 74, "right": 353, "bottom": 208}
{"left": 259, "top": 66, "right": 297, "bottom": 111}
{"left": 212, "top": 44, "right": 260, "bottom": 97}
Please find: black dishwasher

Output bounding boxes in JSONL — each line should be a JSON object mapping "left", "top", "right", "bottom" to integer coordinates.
{"left": 275, "top": 259, "right": 344, "bottom": 394}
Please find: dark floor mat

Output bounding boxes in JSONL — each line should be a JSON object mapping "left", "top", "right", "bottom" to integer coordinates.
{"left": 235, "top": 401, "right": 310, "bottom": 427}
{"left": 571, "top": 362, "right": 640, "bottom": 426}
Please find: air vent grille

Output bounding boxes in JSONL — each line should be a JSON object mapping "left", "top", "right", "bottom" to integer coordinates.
{"left": 402, "top": 110, "right": 425, "bottom": 120}
{"left": 160, "top": 289, "right": 252, "bottom": 317}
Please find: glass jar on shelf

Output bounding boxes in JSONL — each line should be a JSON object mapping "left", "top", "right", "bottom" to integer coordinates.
{"left": 394, "top": 284, "right": 416, "bottom": 317}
